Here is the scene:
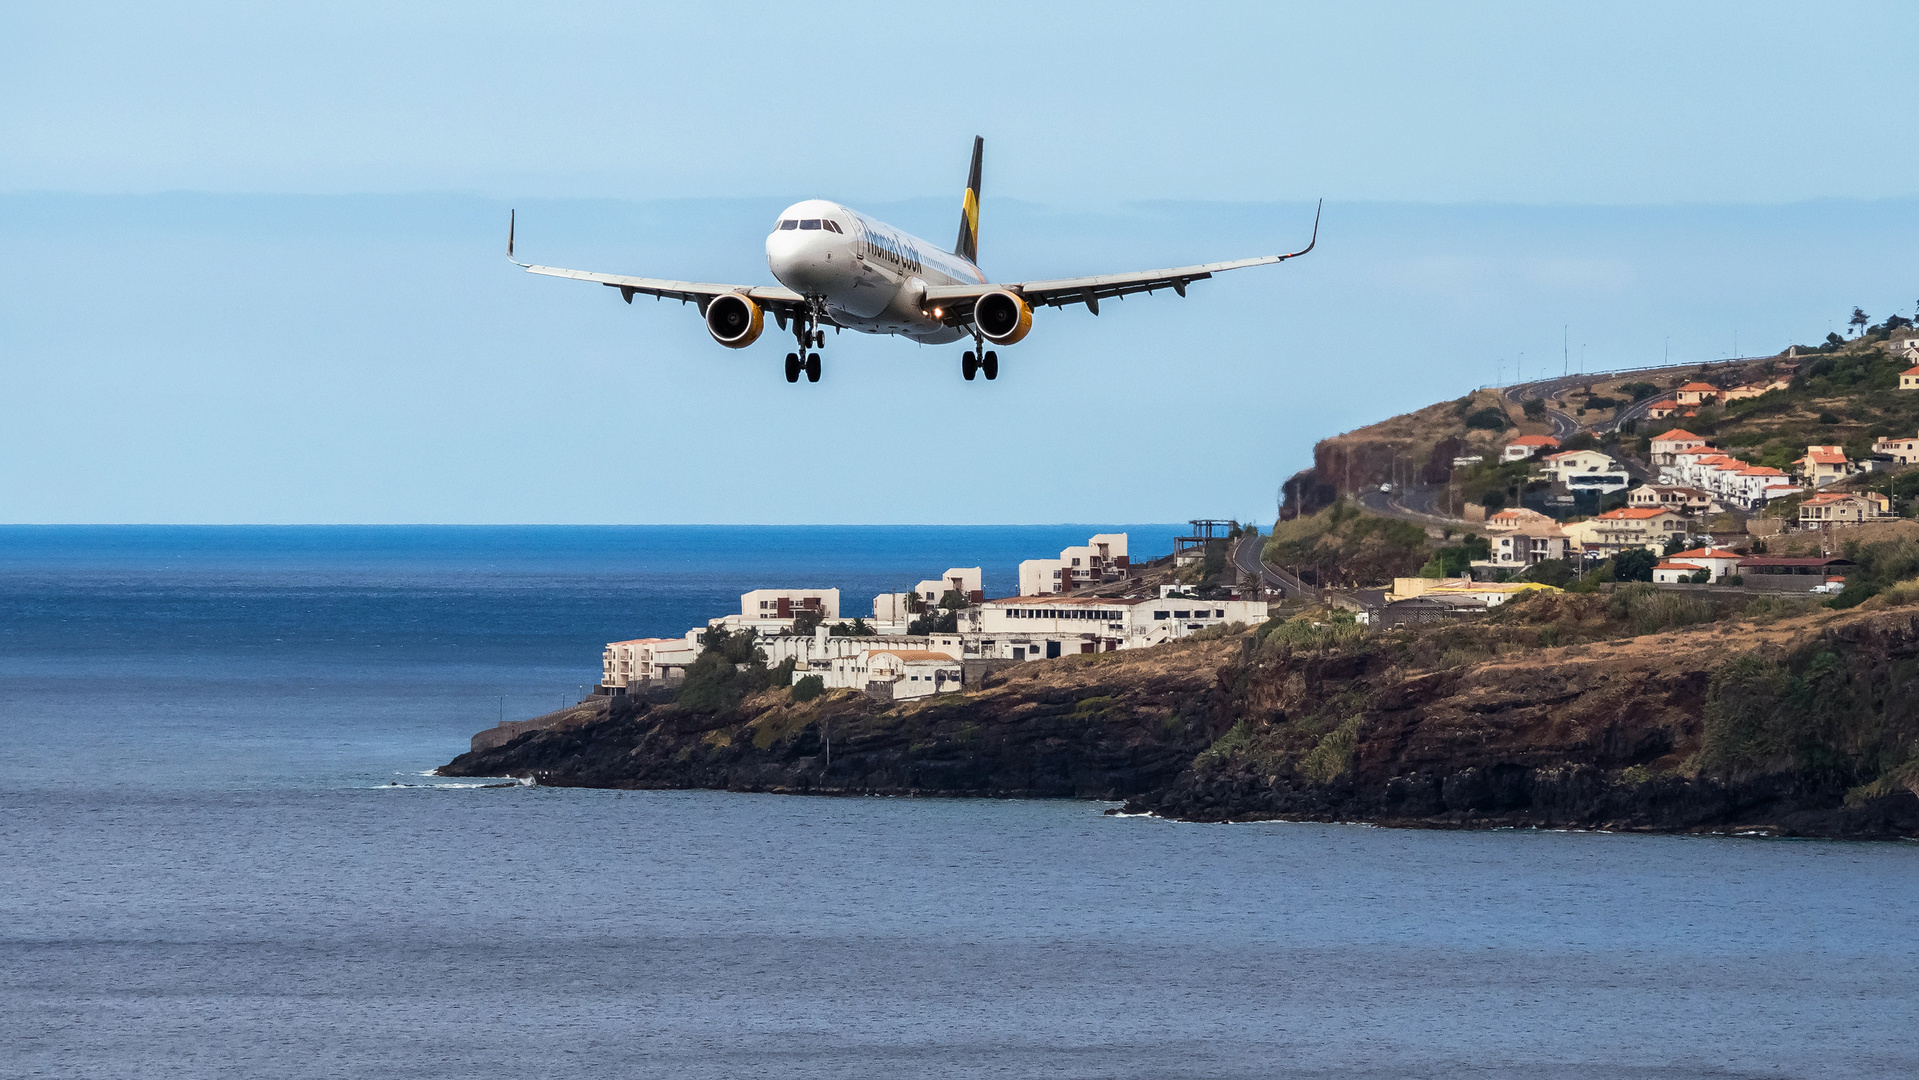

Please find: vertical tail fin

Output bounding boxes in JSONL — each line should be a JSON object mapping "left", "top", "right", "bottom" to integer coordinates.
{"left": 953, "top": 136, "right": 983, "bottom": 264}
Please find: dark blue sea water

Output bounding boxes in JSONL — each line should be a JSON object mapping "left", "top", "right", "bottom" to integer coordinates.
{"left": 4, "top": 526, "right": 1916, "bottom": 1079}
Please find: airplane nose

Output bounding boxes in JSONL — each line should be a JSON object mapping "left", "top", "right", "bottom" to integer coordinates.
{"left": 767, "top": 229, "right": 835, "bottom": 292}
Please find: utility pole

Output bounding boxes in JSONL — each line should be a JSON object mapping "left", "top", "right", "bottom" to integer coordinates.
{"left": 1564, "top": 325, "right": 1569, "bottom": 377}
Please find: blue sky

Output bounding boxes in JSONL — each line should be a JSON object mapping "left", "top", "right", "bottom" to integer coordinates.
{"left": 3, "top": 2, "right": 1916, "bottom": 523}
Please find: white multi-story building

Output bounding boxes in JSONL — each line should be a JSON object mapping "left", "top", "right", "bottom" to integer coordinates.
{"left": 1649, "top": 429, "right": 1709, "bottom": 466}
{"left": 913, "top": 567, "right": 983, "bottom": 606}
{"left": 600, "top": 637, "right": 700, "bottom": 692}
{"left": 1017, "top": 533, "right": 1129, "bottom": 595}
{"left": 712, "top": 588, "right": 841, "bottom": 634}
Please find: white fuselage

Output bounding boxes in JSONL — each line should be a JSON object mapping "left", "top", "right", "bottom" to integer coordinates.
{"left": 765, "top": 199, "right": 983, "bottom": 345}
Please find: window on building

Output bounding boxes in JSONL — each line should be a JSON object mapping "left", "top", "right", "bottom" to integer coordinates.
{"left": 1173, "top": 610, "right": 1191, "bottom": 619}
{"left": 1154, "top": 611, "right": 1169, "bottom": 620}
{"left": 1215, "top": 609, "right": 1226, "bottom": 618}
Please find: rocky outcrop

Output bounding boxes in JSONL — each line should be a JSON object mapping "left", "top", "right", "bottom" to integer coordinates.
{"left": 442, "top": 611, "right": 1919, "bottom": 839}
{"left": 440, "top": 640, "right": 1243, "bottom": 800}
{"left": 1124, "top": 610, "right": 1919, "bottom": 839}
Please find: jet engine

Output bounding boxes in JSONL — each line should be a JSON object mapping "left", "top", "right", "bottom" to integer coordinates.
{"left": 974, "top": 290, "right": 1032, "bottom": 346}
{"left": 705, "top": 293, "right": 764, "bottom": 348}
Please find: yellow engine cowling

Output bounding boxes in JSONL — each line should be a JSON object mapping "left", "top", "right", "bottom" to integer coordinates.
{"left": 705, "top": 293, "right": 764, "bottom": 348}
{"left": 974, "top": 289, "right": 1032, "bottom": 346}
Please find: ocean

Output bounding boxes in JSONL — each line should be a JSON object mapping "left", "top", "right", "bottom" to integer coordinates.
{"left": 3, "top": 526, "right": 1915, "bottom": 1079}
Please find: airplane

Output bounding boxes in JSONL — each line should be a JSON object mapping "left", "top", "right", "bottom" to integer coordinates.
{"left": 507, "top": 137, "right": 1318, "bottom": 384}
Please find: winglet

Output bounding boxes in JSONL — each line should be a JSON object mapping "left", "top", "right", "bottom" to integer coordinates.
{"left": 507, "top": 209, "right": 529, "bottom": 267}
{"left": 1278, "top": 199, "right": 1321, "bottom": 261}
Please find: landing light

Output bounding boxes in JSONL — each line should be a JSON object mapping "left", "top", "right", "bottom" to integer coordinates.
{"left": 933, "top": 307, "right": 943, "bottom": 318}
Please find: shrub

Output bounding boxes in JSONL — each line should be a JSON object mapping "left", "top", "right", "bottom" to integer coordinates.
{"left": 791, "top": 674, "right": 825, "bottom": 702}
{"left": 1300, "top": 717, "right": 1363, "bottom": 783}
{"left": 1608, "top": 582, "right": 1714, "bottom": 635}
{"left": 1523, "top": 398, "right": 1546, "bottom": 420}
{"left": 1465, "top": 407, "right": 1509, "bottom": 431}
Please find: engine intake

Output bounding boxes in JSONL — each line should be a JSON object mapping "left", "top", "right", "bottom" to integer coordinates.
{"left": 974, "top": 290, "right": 1032, "bottom": 346}
{"left": 705, "top": 293, "right": 764, "bottom": 348}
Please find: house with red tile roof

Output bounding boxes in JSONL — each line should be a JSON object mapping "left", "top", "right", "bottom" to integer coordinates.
{"left": 1662, "top": 546, "right": 1745, "bottom": 581}
{"left": 1799, "top": 491, "right": 1892, "bottom": 526}
{"left": 1792, "top": 445, "right": 1857, "bottom": 487}
{"left": 1674, "top": 382, "right": 1720, "bottom": 406}
{"left": 1901, "top": 366, "right": 1919, "bottom": 392}
{"left": 1501, "top": 434, "right": 1561, "bottom": 462}
{"left": 1649, "top": 428, "right": 1708, "bottom": 466}
{"left": 1645, "top": 399, "right": 1679, "bottom": 419}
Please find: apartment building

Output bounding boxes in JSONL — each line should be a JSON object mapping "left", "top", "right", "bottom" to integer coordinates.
{"left": 1017, "top": 533, "right": 1129, "bottom": 594}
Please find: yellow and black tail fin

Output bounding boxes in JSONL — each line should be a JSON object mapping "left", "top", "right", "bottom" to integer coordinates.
{"left": 954, "top": 136, "right": 983, "bottom": 264}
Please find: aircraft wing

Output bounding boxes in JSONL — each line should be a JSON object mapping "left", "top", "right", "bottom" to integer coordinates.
{"left": 520, "top": 263, "right": 809, "bottom": 315}
{"left": 923, "top": 200, "right": 1319, "bottom": 321}
{"left": 506, "top": 210, "right": 813, "bottom": 319}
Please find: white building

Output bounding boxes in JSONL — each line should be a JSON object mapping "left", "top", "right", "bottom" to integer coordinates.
{"left": 761, "top": 629, "right": 966, "bottom": 672}
{"left": 974, "top": 594, "right": 1267, "bottom": 658}
{"left": 1659, "top": 547, "right": 1745, "bottom": 582}
{"left": 799, "top": 649, "right": 964, "bottom": 700}
{"left": 1502, "top": 435, "right": 1560, "bottom": 462}
{"left": 1481, "top": 526, "right": 1570, "bottom": 569}
{"left": 1874, "top": 433, "right": 1919, "bottom": 465}
{"left": 914, "top": 567, "right": 983, "bottom": 606}
{"left": 1535, "top": 448, "right": 1629, "bottom": 495}
{"left": 600, "top": 637, "right": 700, "bottom": 692}
{"left": 1017, "top": 533, "right": 1130, "bottom": 595}
{"left": 714, "top": 588, "right": 841, "bottom": 634}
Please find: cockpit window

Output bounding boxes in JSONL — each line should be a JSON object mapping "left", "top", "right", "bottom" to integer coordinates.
{"left": 823, "top": 220, "right": 843, "bottom": 233}
{"left": 779, "top": 219, "right": 798, "bottom": 230}
{"left": 799, "top": 219, "right": 821, "bottom": 230}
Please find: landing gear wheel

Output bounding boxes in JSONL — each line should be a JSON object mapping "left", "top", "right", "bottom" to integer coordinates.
{"left": 785, "top": 353, "right": 800, "bottom": 382}
{"left": 814, "top": 330, "right": 825, "bottom": 348}
{"left": 982, "top": 350, "right": 999, "bottom": 381}
{"left": 962, "top": 351, "right": 978, "bottom": 381}
{"left": 805, "top": 352, "right": 821, "bottom": 382}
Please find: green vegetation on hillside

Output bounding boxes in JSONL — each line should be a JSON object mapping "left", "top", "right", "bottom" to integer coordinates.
{"left": 1264, "top": 500, "right": 1429, "bottom": 587}
{"left": 677, "top": 627, "right": 796, "bottom": 712}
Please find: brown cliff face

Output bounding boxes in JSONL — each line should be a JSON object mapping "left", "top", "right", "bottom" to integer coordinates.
{"left": 1125, "top": 608, "right": 1919, "bottom": 838}
{"left": 441, "top": 611, "right": 1919, "bottom": 839}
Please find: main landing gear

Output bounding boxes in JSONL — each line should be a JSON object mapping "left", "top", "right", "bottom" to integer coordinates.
{"left": 962, "top": 349, "right": 999, "bottom": 381}
{"left": 783, "top": 303, "right": 827, "bottom": 383}
{"left": 784, "top": 351, "right": 820, "bottom": 383}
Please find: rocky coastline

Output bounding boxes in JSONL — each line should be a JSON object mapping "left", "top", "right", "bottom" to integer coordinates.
{"left": 441, "top": 601, "right": 1919, "bottom": 840}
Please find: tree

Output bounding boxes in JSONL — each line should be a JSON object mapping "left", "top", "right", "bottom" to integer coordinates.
{"left": 791, "top": 675, "right": 825, "bottom": 702}
{"left": 828, "top": 618, "right": 876, "bottom": 637}
{"left": 1613, "top": 547, "right": 1658, "bottom": 582}
{"left": 1522, "top": 398, "right": 1546, "bottom": 420}
{"left": 790, "top": 608, "right": 825, "bottom": 636}
{"left": 1849, "top": 307, "right": 1869, "bottom": 337}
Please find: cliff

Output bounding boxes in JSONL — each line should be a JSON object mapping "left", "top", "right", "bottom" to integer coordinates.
{"left": 441, "top": 600, "right": 1919, "bottom": 838}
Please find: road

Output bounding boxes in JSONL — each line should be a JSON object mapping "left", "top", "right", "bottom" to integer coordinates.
{"left": 1231, "top": 533, "right": 1311, "bottom": 599}
{"left": 1355, "top": 486, "right": 1470, "bottom": 528}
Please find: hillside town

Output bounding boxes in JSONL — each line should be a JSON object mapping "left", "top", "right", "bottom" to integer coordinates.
{"left": 597, "top": 530, "right": 1268, "bottom": 702}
